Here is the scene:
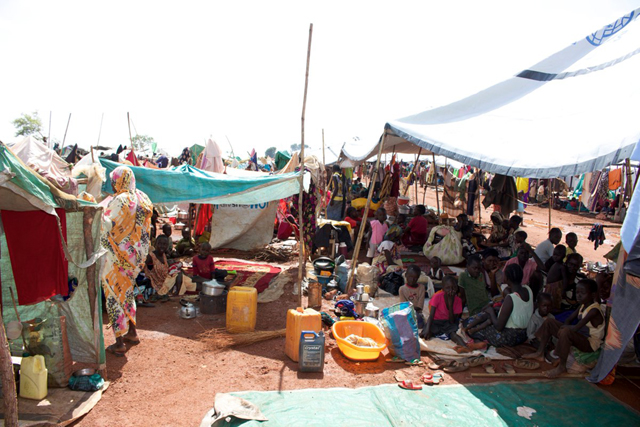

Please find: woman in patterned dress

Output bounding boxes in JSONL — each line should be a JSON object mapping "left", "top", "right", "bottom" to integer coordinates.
{"left": 101, "top": 166, "right": 153, "bottom": 356}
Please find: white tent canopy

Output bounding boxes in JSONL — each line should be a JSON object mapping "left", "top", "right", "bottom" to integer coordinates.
{"left": 384, "top": 8, "right": 640, "bottom": 179}
{"left": 341, "top": 130, "right": 432, "bottom": 164}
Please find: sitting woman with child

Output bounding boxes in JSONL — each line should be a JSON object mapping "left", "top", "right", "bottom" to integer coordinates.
{"left": 543, "top": 252, "right": 584, "bottom": 318}
{"left": 464, "top": 263, "right": 534, "bottom": 348}
{"left": 374, "top": 224, "right": 404, "bottom": 285}
{"left": 145, "top": 235, "right": 183, "bottom": 300}
{"left": 524, "top": 279, "right": 604, "bottom": 378}
{"left": 401, "top": 204, "right": 429, "bottom": 249}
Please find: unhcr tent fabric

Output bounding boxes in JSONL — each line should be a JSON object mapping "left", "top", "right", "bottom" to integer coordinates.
{"left": 100, "top": 159, "right": 309, "bottom": 205}
{"left": 381, "top": 8, "right": 640, "bottom": 178}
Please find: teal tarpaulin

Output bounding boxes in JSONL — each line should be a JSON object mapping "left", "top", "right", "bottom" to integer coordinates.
{"left": 100, "top": 159, "right": 308, "bottom": 205}
{"left": 223, "top": 380, "right": 640, "bottom": 427}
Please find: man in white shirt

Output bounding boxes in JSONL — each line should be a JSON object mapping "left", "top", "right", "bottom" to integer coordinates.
{"left": 534, "top": 228, "right": 562, "bottom": 264}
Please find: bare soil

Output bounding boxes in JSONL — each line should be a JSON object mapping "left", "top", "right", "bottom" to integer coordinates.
{"left": 74, "top": 186, "right": 633, "bottom": 426}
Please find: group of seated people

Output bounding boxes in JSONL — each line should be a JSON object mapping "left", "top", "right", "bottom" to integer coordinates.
{"left": 364, "top": 206, "right": 606, "bottom": 378}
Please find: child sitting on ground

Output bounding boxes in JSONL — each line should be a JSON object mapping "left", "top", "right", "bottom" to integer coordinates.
{"left": 145, "top": 235, "right": 183, "bottom": 300}
{"left": 458, "top": 254, "right": 490, "bottom": 317}
{"left": 564, "top": 232, "right": 578, "bottom": 261}
{"left": 401, "top": 205, "right": 429, "bottom": 249}
{"left": 399, "top": 265, "right": 426, "bottom": 328}
{"left": 427, "top": 256, "right": 444, "bottom": 281}
{"left": 523, "top": 279, "right": 604, "bottom": 378}
{"left": 160, "top": 223, "right": 178, "bottom": 257}
{"left": 461, "top": 224, "right": 477, "bottom": 259}
{"left": 190, "top": 242, "right": 227, "bottom": 286}
{"left": 526, "top": 292, "right": 554, "bottom": 348}
{"left": 176, "top": 227, "right": 196, "bottom": 256}
{"left": 511, "top": 230, "right": 527, "bottom": 257}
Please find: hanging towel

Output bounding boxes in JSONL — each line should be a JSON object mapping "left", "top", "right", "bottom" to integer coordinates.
{"left": 608, "top": 168, "right": 622, "bottom": 190}
{"left": 588, "top": 223, "right": 606, "bottom": 250}
{"left": 1, "top": 209, "right": 69, "bottom": 305}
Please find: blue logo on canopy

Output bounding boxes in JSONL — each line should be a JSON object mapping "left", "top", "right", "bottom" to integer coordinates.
{"left": 586, "top": 11, "right": 635, "bottom": 46}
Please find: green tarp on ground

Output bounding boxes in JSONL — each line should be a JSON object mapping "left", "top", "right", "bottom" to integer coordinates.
{"left": 225, "top": 380, "right": 640, "bottom": 426}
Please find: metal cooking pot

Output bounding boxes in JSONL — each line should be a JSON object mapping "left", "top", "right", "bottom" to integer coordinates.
{"left": 364, "top": 304, "right": 380, "bottom": 318}
{"left": 180, "top": 300, "right": 197, "bottom": 319}
{"left": 202, "top": 279, "right": 225, "bottom": 297}
{"left": 313, "top": 257, "right": 335, "bottom": 275}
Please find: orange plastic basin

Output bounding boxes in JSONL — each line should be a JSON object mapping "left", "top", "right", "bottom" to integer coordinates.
{"left": 331, "top": 320, "right": 387, "bottom": 361}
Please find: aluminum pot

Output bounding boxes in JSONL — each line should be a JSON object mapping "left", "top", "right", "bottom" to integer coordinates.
{"left": 364, "top": 305, "right": 380, "bottom": 318}
{"left": 202, "top": 280, "right": 225, "bottom": 297}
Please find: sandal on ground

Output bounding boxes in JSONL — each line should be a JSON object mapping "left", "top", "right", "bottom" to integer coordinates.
{"left": 386, "top": 356, "right": 406, "bottom": 363}
{"left": 405, "top": 358, "right": 425, "bottom": 366}
{"left": 514, "top": 359, "right": 540, "bottom": 370}
{"left": 398, "top": 380, "right": 422, "bottom": 390}
{"left": 503, "top": 363, "right": 516, "bottom": 374}
{"left": 443, "top": 360, "right": 470, "bottom": 373}
{"left": 468, "top": 355, "right": 491, "bottom": 367}
{"left": 106, "top": 343, "right": 126, "bottom": 357}
{"left": 483, "top": 363, "right": 496, "bottom": 374}
{"left": 427, "top": 357, "right": 450, "bottom": 370}
{"left": 421, "top": 372, "right": 445, "bottom": 385}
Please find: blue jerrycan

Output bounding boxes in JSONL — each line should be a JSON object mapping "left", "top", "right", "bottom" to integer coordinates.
{"left": 299, "top": 331, "right": 325, "bottom": 372}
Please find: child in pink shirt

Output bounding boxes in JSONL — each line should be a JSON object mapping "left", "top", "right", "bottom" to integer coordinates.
{"left": 367, "top": 208, "right": 388, "bottom": 260}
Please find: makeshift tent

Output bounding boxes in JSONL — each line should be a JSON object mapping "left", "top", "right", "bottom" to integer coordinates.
{"left": 99, "top": 159, "right": 309, "bottom": 205}
{"left": 189, "top": 143, "right": 205, "bottom": 165}
{"left": 0, "top": 142, "right": 106, "bottom": 384}
{"left": 381, "top": 8, "right": 640, "bottom": 179}
{"left": 274, "top": 151, "right": 291, "bottom": 170}
{"left": 198, "top": 139, "right": 225, "bottom": 173}
{"left": 10, "top": 135, "right": 77, "bottom": 194}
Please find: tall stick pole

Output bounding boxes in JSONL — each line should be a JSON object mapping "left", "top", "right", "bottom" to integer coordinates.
{"left": 413, "top": 148, "right": 423, "bottom": 204}
{"left": 322, "top": 128, "right": 327, "bottom": 218}
{"left": 48, "top": 111, "right": 52, "bottom": 147}
{"left": 96, "top": 112, "right": 104, "bottom": 146}
{"left": 0, "top": 316, "right": 18, "bottom": 427}
{"left": 548, "top": 179, "right": 553, "bottom": 230}
{"left": 62, "top": 113, "right": 72, "bottom": 146}
{"left": 127, "top": 112, "right": 134, "bottom": 150}
{"left": 477, "top": 172, "right": 482, "bottom": 225}
{"left": 346, "top": 133, "right": 387, "bottom": 294}
{"left": 432, "top": 154, "right": 441, "bottom": 214}
{"left": 296, "top": 23, "right": 313, "bottom": 307}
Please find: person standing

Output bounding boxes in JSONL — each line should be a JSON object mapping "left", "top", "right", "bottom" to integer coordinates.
{"left": 101, "top": 166, "right": 153, "bottom": 356}
{"left": 327, "top": 164, "right": 345, "bottom": 220}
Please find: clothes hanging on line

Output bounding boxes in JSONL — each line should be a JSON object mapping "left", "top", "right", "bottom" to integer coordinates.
{"left": 588, "top": 223, "right": 606, "bottom": 250}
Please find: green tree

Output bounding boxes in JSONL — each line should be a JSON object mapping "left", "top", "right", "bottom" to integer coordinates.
{"left": 265, "top": 146, "right": 277, "bottom": 158}
{"left": 131, "top": 134, "right": 156, "bottom": 152}
{"left": 12, "top": 111, "right": 43, "bottom": 140}
{"left": 290, "top": 143, "right": 310, "bottom": 152}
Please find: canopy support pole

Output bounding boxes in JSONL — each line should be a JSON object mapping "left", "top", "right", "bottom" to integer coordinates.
{"left": 48, "top": 111, "right": 52, "bottom": 147}
{"left": 127, "top": 112, "right": 134, "bottom": 150}
{"left": 346, "top": 133, "right": 387, "bottom": 295}
{"left": 477, "top": 172, "right": 482, "bottom": 225}
{"left": 0, "top": 315, "right": 18, "bottom": 427}
{"left": 296, "top": 23, "right": 313, "bottom": 307}
{"left": 625, "top": 159, "right": 633, "bottom": 203}
{"left": 432, "top": 154, "right": 440, "bottom": 214}
{"left": 322, "top": 128, "right": 327, "bottom": 219}
{"left": 62, "top": 113, "right": 72, "bottom": 147}
{"left": 548, "top": 179, "right": 553, "bottom": 230}
{"left": 413, "top": 148, "right": 423, "bottom": 204}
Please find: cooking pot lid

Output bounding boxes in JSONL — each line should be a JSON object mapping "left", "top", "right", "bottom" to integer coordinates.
{"left": 203, "top": 280, "right": 225, "bottom": 288}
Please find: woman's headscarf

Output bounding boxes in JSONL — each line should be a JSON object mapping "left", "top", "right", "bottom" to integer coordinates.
{"left": 111, "top": 165, "right": 136, "bottom": 195}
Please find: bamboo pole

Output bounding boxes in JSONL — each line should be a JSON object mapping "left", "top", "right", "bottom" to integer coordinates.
{"left": 62, "top": 112, "right": 72, "bottom": 146}
{"left": 548, "top": 179, "right": 552, "bottom": 230}
{"left": 477, "top": 172, "right": 482, "bottom": 225}
{"left": 625, "top": 159, "right": 633, "bottom": 203}
{"left": 411, "top": 148, "right": 423, "bottom": 203}
{"left": 0, "top": 316, "right": 18, "bottom": 427}
{"left": 96, "top": 112, "right": 104, "bottom": 146}
{"left": 322, "top": 128, "right": 327, "bottom": 218}
{"left": 296, "top": 23, "right": 313, "bottom": 307}
{"left": 346, "top": 133, "right": 388, "bottom": 294}
{"left": 432, "top": 154, "right": 441, "bottom": 214}
{"left": 127, "top": 112, "right": 134, "bottom": 150}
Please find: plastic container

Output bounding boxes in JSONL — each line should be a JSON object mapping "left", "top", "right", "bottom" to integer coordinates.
{"left": 397, "top": 196, "right": 410, "bottom": 206}
{"left": 226, "top": 286, "right": 257, "bottom": 333}
{"left": 20, "top": 355, "right": 48, "bottom": 400}
{"left": 331, "top": 320, "right": 387, "bottom": 361}
{"left": 299, "top": 331, "right": 325, "bottom": 372}
{"left": 285, "top": 308, "right": 321, "bottom": 362}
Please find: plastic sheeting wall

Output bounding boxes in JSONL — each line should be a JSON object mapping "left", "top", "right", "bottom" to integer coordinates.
{"left": 209, "top": 202, "right": 277, "bottom": 250}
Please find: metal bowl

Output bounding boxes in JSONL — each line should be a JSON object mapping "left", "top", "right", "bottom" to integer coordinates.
{"left": 73, "top": 368, "right": 96, "bottom": 377}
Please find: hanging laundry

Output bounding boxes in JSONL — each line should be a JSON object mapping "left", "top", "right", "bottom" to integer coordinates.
{"left": 588, "top": 223, "right": 606, "bottom": 250}
{"left": 608, "top": 168, "right": 622, "bottom": 190}
{"left": 1, "top": 209, "right": 69, "bottom": 305}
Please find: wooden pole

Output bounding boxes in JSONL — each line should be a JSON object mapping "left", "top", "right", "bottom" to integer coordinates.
{"left": 0, "top": 316, "right": 19, "bottom": 427}
{"left": 432, "top": 154, "right": 441, "bottom": 214}
{"left": 296, "top": 23, "right": 313, "bottom": 307}
{"left": 625, "top": 159, "right": 633, "bottom": 203}
{"left": 62, "top": 112, "right": 72, "bottom": 146}
{"left": 346, "top": 133, "right": 388, "bottom": 294}
{"left": 548, "top": 179, "right": 552, "bottom": 230}
{"left": 48, "top": 111, "right": 52, "bottom": 147}
{"left": 411, "top": 148, "right": 423, "bottom": 203}
{"left": 96, "top": 112, "right": 104, "bottom": 146}
{"left": 477, "top": 172, "right": 482, "bottom": 225}
{"left": 322, "top": 128, "right": 327, "bottom": 218}
{"left": 127, "top": 112, "right": 134, "bottom": 150}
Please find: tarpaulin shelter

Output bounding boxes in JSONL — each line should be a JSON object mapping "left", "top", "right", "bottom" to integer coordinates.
{"left": 0, "top": 142, "right": 106, "bottom": 384}
{"left": 99, "top": 159, "right": 309, "bottom": 205}
{"left": 381, "top": 8, "right": 640, "bottom": 179}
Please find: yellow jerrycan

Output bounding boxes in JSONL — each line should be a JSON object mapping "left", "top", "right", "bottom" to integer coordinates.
{"left": 285, "top": 307, "right": 321, "bottom": 362}
{"left": 226, "top": 286, "right": 257, "bottom": 333}
{"left": 20, "top": 355, "right": 48, "bottom": 400}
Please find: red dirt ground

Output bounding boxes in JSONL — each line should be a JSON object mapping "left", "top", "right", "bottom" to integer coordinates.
{"left": 74, "top": 185, "right": 635, "bottom": 426}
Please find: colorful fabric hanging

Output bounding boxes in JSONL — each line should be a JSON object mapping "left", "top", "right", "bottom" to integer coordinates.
{"left": 609, "top": 168, "right": 622, "bottom": 190}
